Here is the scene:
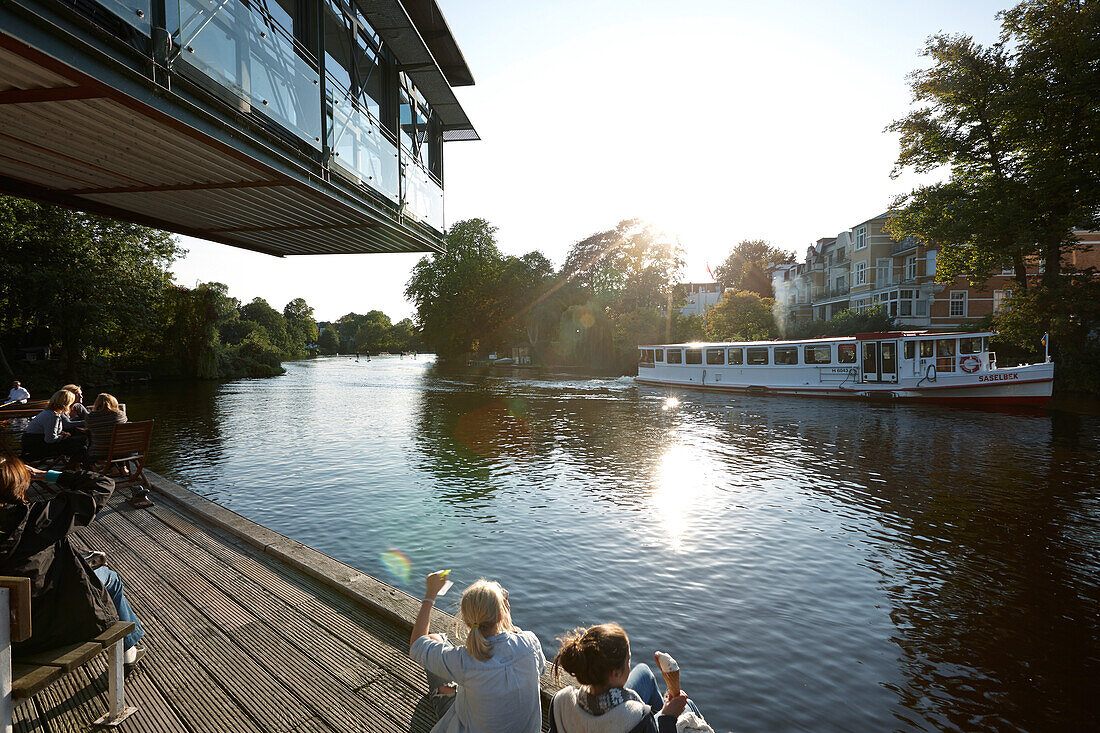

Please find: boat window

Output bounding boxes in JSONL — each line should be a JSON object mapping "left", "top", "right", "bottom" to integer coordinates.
{"left": 919, "top": 341, "right": 934, "bottom": 358}
{"left": 655, "top": 349, "right": 664, "bottom": 362}
{"left": 774, "top": 346, "right": 798, "bottom": 365}
{"left": 746, "top": 347, "right": 769, "bottom": 365}
{"left": 959, "top": 337, "right": 983, "bottom": 354}
{"left": 727, "top": 348, "right": 743, "bottom": 365}
{"left": 639, "top": 349, "right": 654, "bottom": 364}
{"left": 804, "top": 345, "right": 831, "bottom": 364}
{"left": 862, "top": 342, "right": 878, "bottom": 374}
{"left": 837, "top": 344, "right": 856, "bottom": 363}
{"left": 903, "top": 341, "right": 914, "bottom": 359}
{"left": 685, "top": 348, "right": 703, "bottom": 364}
{"left": 667, "top": 349, "right": 682, "bottom": 364}
{"left": 705, "top": 348, "right": 725, "bottom": 365}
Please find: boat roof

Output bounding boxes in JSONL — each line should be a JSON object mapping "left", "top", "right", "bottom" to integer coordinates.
{"left": 641, "top": 330, "right": 997, "bottom": 348}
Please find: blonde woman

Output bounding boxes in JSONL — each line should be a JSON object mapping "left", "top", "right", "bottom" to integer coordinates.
{"left": 20, "top": 390, "right": 86, "bottom": 463}
{"left": 61, "top": 384, "right": 89, "bottom": 422}
{"left": 410, "top": 572, "right": 547, "bottom": 732}
{"left": 86, "top": 393, "right": 128, "bottom": 463}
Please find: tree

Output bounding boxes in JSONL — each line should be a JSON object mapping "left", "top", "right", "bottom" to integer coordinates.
{"left": 887, "top": 1, "right": 1100, "bottom": 290}
{"left": 405, "top": 218, "right": 514, "bottom": 359}
{"left": 283, "top": 298, "right": 319, "bottom": 351}
{"left": 318, "top": 327, "right": 340, "bottom": 354}
{"left": 239, "top": 298, "right": 292, "bottom": 356}
{"left": 354, "top": 311, "right": 393, "bottom": 352}
{"left": 0, "top": 196, "right": 181, "bottom": 372}
{"left": 560, "top": 219, "right": 683, "bottom": 310}
{"left": 702, "top": 290, "right": 779, "bottom": 341}
{"left": 712, "top": 240, "right": 794, "bottom": 298}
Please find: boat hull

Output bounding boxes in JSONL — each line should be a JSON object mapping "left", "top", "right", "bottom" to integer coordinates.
{"left": 635, "top": 364, "right": 1054, "bottom": 407}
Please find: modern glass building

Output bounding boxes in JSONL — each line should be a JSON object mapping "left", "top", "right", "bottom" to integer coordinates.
{"left": 0, "top": 0, "right": 476, "bottom": 254}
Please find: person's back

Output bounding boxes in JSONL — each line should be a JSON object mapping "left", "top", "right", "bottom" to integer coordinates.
{"left": 412, "top": 628, "right": 545, "bottom": 732}
{"left": 410, "top": 573, "right": 546, "bottom": 733}
{"left": 86, "top": 394, "right": 127, "bottom": 461}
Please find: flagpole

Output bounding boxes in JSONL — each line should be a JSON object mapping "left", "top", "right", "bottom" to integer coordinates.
{"left": 1043, "top": 332, "right": 1050, "bottom": 363}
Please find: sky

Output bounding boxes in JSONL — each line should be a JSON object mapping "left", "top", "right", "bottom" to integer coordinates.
{"left": 170, "top": 0, "right": 1014, "bottom": 322}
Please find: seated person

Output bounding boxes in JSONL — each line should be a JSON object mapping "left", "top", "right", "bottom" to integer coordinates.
{"left": 0, "top": 442, "right": 146, "bottom": 662}
{"left": 549, "top": 623, "right": 702, "bottom": 733}
{"left": 6, "top": 381, "right": 29, "bottom": 405}
{"left": 410, "top": 571, "right": 547, "bottom": 732}
{"left": 20, "top": 390, "right": 86, "bottom": 464}
{"left": 62, "top": 384, "right": 90, "bottom": 422}
{"left": 86, "top": 393, "right": 128, "bottom": 464}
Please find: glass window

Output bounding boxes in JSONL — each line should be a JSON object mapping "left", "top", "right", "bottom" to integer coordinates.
{"left": 838, "top": 344, "right": 856, "bottom": 363}
{"left": 993, "top": 290, "right": 1007, "bottom": 313}
{"left": 936, "top": 339, "right": 957, "bottom": 372}
{"left": 959, "top": 337, "right": 983, "bottom": 354}
{"left": 855, "top": 261, "right": 867, "bottom": 285}
{"left": 775, "top": 346, "right": 798, "bottom": 365}
{"left": 862, "top": 342, "right": 878, "bottom": 374}
{"left": 855, "top": 225, "right": 867, "bottom": 250}
{"left": 950, "top": 291, "right": 967, "bottom": 317}
{"left": 705, "top": 348, "right": 724, "bottom": 365}
{"left": 685, "top": 348, "right": 702, "bottom": 364}
{"left": 903, "top": 341, "right": 914, "bottom": 359}
{"left": 905, "top": 255, "right": 917, "bottom": 280}
{"left": 655, "top": 349, "right": 664, "bottom": 362}
{"left": 667, "top": 349, "right": 682, "bottom": 364}
{"left": 919, "top": 341, "right": 934, "bottom": 358}
{"left": 804, "top": 345, "right": 831, "bottom": 364}
{"left": 746, "top": 347, "right": 769, "bottom": 365}
{"left": 727, "top": 348, "right": 743, "bottom": 365}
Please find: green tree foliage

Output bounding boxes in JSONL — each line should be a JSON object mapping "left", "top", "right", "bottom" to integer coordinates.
{"left": 354, "top": 311, "right": 393, "bottom": 352}
{"left": 993, "top": 278, "right": 1100, "bottom": 393}
{"left": 702, "top": 290, "right": 779, "bottom": 341}
{"left": 785, "top": 307, "right": 899, "bottom": 339}
{"left": 713, "top": 240, "right": 795, "bottom": 297}
{"left": 318, "top": 327, "right": 340, "bottom": 354}
{"left": 406, "top": 219, "right": 557, "bottom": 359}
{"left": 887, "top": 0, "right": 1100, "bottom": 290}
{"left": 283, "top": 298, "right": 319, "bottom": 349}
{"left": 239, "top": 298, "right": 292, "bottom": 355}
{"left": 0, "top": 195, "right": 181, "bottom": 372}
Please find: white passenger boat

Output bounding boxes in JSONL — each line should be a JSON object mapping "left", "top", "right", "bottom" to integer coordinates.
{"left": 636, "top": 331, "right": 1054, "bottom": 406}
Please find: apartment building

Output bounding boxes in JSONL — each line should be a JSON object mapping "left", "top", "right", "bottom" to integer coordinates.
{"left": 678, "top": 282, "right": 723, "bottom": 317}
{"left": 774, "top": 213, "right": 1099, "bottom": 330}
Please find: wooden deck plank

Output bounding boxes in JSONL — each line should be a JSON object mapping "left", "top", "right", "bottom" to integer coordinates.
{"left": 93, "top": 504, "right": 434, "bottom": 733}
{"left": 76, "top": 517, "right": 327, "bottom": 733}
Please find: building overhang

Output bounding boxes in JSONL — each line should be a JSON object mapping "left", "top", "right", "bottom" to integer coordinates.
{"left": 363, "top": 0, "right": 478, "bottom": 140}
{"left": 0, "top": 0, "right": 454, "bottom": 256}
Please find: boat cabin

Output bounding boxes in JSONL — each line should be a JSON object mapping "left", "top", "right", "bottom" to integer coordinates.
{"left": 638, "top": 331, "right": 996, "bottom": 385}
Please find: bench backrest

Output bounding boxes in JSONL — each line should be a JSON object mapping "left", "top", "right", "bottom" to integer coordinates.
{"left": 0, "top": 577, "right": 32, "bottom": 643}
{"left": 106, "top": 420, "right": 153, "bottom": 464}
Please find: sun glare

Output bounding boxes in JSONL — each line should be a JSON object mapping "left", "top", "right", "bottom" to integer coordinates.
{"left": 651, "top": 442, "right": 714, "bottom": 550}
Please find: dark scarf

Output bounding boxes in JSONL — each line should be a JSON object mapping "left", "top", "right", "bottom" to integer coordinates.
{"left": 577, "top": 686, "right": 644, "bottom": 716}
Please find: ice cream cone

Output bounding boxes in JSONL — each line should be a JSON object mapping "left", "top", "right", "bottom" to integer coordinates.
{"left": 662, "top": 667, "right": 680, "bottom": 697}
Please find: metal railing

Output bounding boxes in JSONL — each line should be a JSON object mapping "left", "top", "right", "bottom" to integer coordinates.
{"left": 890, "top": 237, "right": 919, "bottom": 255}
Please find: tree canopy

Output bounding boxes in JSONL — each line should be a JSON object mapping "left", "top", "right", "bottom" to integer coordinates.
{"left": 712, "top": 240, "right": 794, "bottom": 298}
{"left": 886, "top": 0, "right": 1100, "bottom": 289}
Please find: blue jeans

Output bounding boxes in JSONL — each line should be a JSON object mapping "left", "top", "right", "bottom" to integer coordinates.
{"left": 94, "top": 567, "right": 145, "bottom": 649}
{"left": 625, "top": 663, "right": 702, "bottom": 716}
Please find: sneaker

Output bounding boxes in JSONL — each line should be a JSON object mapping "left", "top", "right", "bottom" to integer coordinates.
{"left": 124, "top": 644, "right": 146, "bottom": 666}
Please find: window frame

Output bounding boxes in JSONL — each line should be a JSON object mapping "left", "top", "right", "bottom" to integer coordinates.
{"left": 949, "top": 290, "right": 968, "bottom": 317}
{"left": 746, "top": 347, "right": 770, "bottom": 365}
{"left": 837, "top": 343, "right": 856, "bottom": 364}
{"left": 667, "top": 349, "right": 683, "bottom": 364}
{"left": 804, "top": 344, "right": 831, "bottom": 364}
{"left": 855, "top": 261, "right": 867, "bottom": 285}
{"left": 855, "top": 225, "right": 867, "bottom": 250}
{"left": 774, "top": 346, "right": 798, "bottom": 365}
{"left": 727, "top": 348, "right": 743, "bottom": 365}
{"left": 685, "top": 348, "right": 703, "bottom": 365}
{"left": 705, "top": 348, "right": 725, "bottom": 365}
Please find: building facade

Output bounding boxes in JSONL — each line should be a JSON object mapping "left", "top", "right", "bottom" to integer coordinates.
{"left": 774, "top": 213, "right": 1099, "bottom": 330}
{"left": 0, "top": 0, "right": 476, "bottom": 255}
{"left": 677, "top": 282, "right": 722, "bottom": 317}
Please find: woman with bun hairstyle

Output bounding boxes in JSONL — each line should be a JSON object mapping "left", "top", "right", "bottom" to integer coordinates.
{"left": 549, "top": 624, "right": 699, "bottom": 733}
{"left": 409, "top": 571, "right": 547, "bottom": 732}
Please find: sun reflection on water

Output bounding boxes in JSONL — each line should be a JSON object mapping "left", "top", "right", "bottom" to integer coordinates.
{"left": 651, "top": 442, "right": 715, "bottom": 550}
{"left": 662, "top": 397, "right": 681, "bottom": 411}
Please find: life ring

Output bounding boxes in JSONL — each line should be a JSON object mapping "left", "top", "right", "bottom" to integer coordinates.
{"left": 960, "top": 355, "right": 981, "bottom": 373}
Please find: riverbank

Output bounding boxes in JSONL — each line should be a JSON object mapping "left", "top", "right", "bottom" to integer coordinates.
{"left": 18, "top": 469, "right": 564, "bottom": 731}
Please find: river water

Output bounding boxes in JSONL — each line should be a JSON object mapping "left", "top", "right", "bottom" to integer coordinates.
{"left": 117, "top": 356, "right": 1098, "bottom": 732}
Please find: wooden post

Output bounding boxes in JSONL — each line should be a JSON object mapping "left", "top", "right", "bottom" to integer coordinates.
{"left": 1, "top": 587, "right": 12, "bottom": 733}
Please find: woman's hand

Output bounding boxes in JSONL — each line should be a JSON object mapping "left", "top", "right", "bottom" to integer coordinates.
{"left": 26, "top": 466, "right": 46, "bottom": 480}
{"left": 424, "top": 570, "right": 449, "bottom": 600}
{"left": 661, "top": 691, "right": 689, "bottom": 718}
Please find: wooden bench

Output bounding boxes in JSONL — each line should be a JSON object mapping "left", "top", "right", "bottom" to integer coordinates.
{"left": 0, "top": 576, "right": 138, "bottom": 730}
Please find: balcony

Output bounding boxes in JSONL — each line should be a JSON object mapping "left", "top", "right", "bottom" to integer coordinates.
{"left": 0, "top": 0, "right": 475, "bottom": 255}
{"left": 890, "top": 236, "right": 920, "bottom": 255}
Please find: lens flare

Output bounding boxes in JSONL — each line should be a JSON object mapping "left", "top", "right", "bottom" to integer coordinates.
{"left": 381, "top": 549, "right": 412, "bottom": 583}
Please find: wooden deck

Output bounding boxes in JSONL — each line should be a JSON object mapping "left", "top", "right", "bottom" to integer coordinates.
{"left": 15, "top": 471, "right": 563, "bottom": 732}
